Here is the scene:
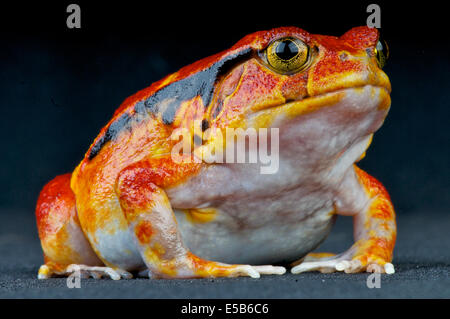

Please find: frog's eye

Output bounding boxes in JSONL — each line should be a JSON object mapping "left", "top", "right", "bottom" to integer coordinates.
{"left": 374, "top": 39, "right": 389, "bottom": 69}
{"left": 266, "top": 37, "right": 310, "bottom": 74}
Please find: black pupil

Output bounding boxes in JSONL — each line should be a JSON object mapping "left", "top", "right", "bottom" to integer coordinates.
{"left": 275, "top": 40, "right": 298, "bottom": 60}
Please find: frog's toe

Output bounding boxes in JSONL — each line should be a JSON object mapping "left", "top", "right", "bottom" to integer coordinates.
{"left": 38, "top": 264, "right": 52, "bottom": 279}
{"left": 231, "top": 265, "right": 261, "bottom": 278}
{"left": 291, "top": 259, "right": 341, "bottom": 274}
{"left": 228, "top": 264, "right": 286, "bottom": 278}
{"left": 363, "top": 261, "right": 395, "bottom": 274}
{"left": 66, "top": 264, "right": 133, "bottom": 280}
{"left": 252, "top": 265, "right": 286, "bottom": 275}
{"left": 336, "top": 259, "right": 395, "bottom": 274}
{"left": 291, "top": 256, "right": 395, "bottom": 274}
{"left": 335, "top": 259, "right": 364, "bottom": 273}
{"left": 382, "top": 263, "right": 395, "bottom": 274}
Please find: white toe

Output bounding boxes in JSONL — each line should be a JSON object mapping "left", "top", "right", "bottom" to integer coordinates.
{"left": 245, "top": 266, "right": 261, "bottom": 278}
{"left": 384, "top": 263, "right": 395, "bottom": 274}
{"left": 335, "top": 260, "right": 350, "bottom": 271}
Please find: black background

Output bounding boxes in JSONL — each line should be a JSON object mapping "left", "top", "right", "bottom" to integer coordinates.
{"left": 1, "top": 1, "right": 448, "bottom": 214}
{"left": 0, "top": 0, "right": 449, "bottom": 299}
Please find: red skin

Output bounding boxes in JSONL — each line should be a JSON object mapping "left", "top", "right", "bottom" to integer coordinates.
{"left": 36, "top": 173, "right": 76, "bottom": 240}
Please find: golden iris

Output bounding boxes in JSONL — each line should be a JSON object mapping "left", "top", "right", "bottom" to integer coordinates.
{"left": 266, "top": 37, "right": 309, "bottom": 74}
{"left": 374, "top": 39, "right": 389, "bottom": 68}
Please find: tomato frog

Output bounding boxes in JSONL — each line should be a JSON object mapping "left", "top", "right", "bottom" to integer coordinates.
{"left": 36, "top": 26, "right": 395, "bottom": 279}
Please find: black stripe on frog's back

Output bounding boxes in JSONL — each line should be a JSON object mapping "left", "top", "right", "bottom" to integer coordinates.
{"left": 87, "top": 47, "right": 252, "bottom": 161}
{"left": 153, "top": 47, "right": 252, "bottom": 125}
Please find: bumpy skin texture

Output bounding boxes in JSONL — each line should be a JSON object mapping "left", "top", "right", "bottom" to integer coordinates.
{"left": 36, "top": 26, "right": 395, "bottom": 279}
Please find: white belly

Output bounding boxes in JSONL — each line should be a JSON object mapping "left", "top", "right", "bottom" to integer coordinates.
{"left": 175, "top": 203, "right": 336, "bottom": 265}
{"left": 166, "top": 86, "right": 385, "bottom": 265}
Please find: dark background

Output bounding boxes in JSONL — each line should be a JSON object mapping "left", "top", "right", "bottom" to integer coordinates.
{"left": 0, "top": 1, "right": 448, "bottom": 298}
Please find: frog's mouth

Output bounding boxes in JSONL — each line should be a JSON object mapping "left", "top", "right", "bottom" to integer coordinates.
{"left": 250, "top": 84, "right": 391, "bottom": 121}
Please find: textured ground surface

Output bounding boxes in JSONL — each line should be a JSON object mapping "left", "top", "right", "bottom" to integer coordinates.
{"left": 0, "top": 209, "right": 448, "bottom": 298}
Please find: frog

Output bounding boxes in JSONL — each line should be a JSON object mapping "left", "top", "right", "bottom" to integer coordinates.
{"left": 36, "top": 26, "right": 395, "bottom": 280}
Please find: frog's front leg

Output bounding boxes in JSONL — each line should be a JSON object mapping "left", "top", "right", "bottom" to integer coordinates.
{"left": 116, "top": 159, "right": 286, "bottom": 279}
{"left": 292, "top": 165, "right": 396, "bottom": 274}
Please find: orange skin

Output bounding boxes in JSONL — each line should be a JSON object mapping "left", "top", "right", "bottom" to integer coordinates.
{"left": 352, "top": 166, "right": 396, "bottom": 266}
{"left": 36, "top": 26, "right": 396, "bottom": 279}
{"left": 36, "top": 174, "right": 102, "bottom": 278}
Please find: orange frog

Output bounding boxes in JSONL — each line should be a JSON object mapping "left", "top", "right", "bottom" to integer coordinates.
{"left": 36, "top": 26, "right": 395, "bottom": 279}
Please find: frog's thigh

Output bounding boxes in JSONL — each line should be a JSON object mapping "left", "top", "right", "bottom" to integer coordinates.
{"left": 291, "top": 165, "right": 396, "bottom": 274}
{"left": 115, "top": 161, "right": 286, "bottom": 279}
{"left": 36, "top": 174, "right": 114, "bottom": 279}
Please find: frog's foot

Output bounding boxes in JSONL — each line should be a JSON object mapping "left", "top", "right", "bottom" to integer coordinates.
{"left": 290, "top": 252, "right": 338, "bottom": 274}
{"left": 291, "top": 251, "right": 395, "bottom": 274}
{"left": 66, "top": 264, "right": 133, "bottom": 280}
{"left": 134, "top": 258, "right": 285, "bottom": 279}
{"left": 150, "top": 253, "right": 286, "bottom": 279}
{"left": 38, "top": 263, "right": 132, "bottom": 280}
{"left": 207, "top": 263, "right": 287, "bottom": 278}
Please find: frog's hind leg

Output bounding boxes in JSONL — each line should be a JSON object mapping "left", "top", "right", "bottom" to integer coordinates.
{"left": 116, "top": 158, "right": 286, "bottom": 279}
{"left": 36, "top": 173, "right": 132, "bottom": 280}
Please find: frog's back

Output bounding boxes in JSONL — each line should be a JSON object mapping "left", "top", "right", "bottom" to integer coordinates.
{"left": 73, "top": 27, "right": 314, "bottom": 184}
{"left": 73, "top": 40, "right": 258, "bottom": 183}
